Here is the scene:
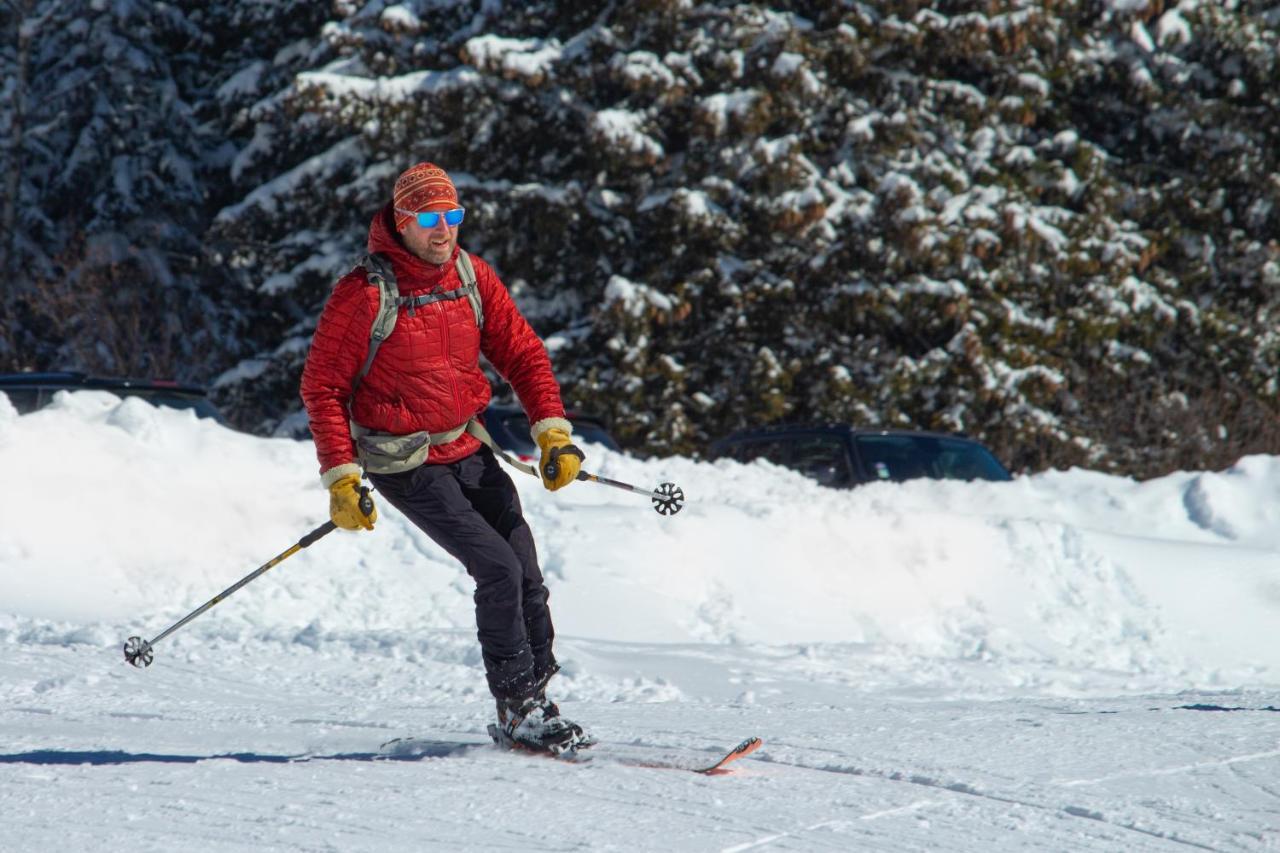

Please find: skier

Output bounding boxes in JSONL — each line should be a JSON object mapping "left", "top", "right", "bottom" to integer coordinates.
{"left": 300, "top": 162, "right": 588, "bottom": 753}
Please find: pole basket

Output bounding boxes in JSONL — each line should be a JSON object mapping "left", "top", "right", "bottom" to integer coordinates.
{"left": 652, "top": 482, "right": 685, "bottom": 515}
{"left": 123, "top": 636, "right": 155, "bottom": 668}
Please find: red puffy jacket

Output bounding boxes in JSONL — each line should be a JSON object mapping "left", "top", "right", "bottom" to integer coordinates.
{"left": 300, "top": 203, "right": 566, "bottom": 475}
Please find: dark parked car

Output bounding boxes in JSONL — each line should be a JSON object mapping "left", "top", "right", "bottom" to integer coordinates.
{"left": 263, "top": 401, "right": 621, "bottom": 452}
{"left": 483, "top": 404, "right": 621, "bottom": 462}
{"left": 0, "top": 371, "right": 228, "bottom": 424}
{"left": 709, "top": 424, "right": 1013, "bottom": 488}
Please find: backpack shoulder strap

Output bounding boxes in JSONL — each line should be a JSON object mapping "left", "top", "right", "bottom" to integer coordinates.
{"left": 455, "top": 250, "right": 484, "bottom": 331}
{"left": 364, "top": 253, "right": 399, "bottom": 342}
{"left": 352, "top": 252, "right": 399, "bottom": 397}
{"left": 350, "top": 251, "right": 483, "bottom": 402}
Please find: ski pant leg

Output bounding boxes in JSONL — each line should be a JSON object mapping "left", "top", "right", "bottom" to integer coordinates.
{"left": 368, "top": 448, "right": 555, "bottom": 702}
{"left": 456, "top": 448, "right": 556, "bottom": 687}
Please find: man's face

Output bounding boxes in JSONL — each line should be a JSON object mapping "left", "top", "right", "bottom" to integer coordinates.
{"left": 399, "top": 209, "right": 458, "bottom": 265}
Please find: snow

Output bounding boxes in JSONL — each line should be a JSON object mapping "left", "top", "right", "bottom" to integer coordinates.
{"left": 698, "top": 90, "right": 758, "bottom": 137}
{"left": 216, "top": 60, "right": 268, "bottom": 100}
{"left": 1130, "top": 20, "right": 1156, "bottom": 53}
{"left": 677, "top": 188, "right": 722, "bottom": 221}
{"left": 590, "top": 108, "right": 664, "bottom": 161}
{"left": 602, "top": 274, "right": 674, "bottom": 315}
{"left": 463, "top": 35, "right": 562, "bottom": 84}
{"left": 294, "top": 65, "right": 481, "bottom": 104}
{"left": 611, "top": 50, "right": 678, "bottom": 90}
{"left": 1157, "top": 9, "right": 1193, "bottom": 48}
{"left": 1107, "top": 0, "right": 1156, "bottom": 12}
{"left": 216, "top": 136, "right": 366, "bottom": 221}
{"left": 379, "top": 4, "right": 422, "bottom": 33}
{"left": 2, "top": 392, "right": 1280, "bottom": 850}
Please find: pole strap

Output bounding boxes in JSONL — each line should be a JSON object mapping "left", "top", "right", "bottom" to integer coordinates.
{"left": 465, "top": 418, "right": 541, "bottom": 479}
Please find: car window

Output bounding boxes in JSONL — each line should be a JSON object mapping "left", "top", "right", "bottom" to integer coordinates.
{"left": 125, "top": 390, "right": 227, "bottom": 423}
{"left": 499, "top": 413, "right": 538, "bottom": 453}
{"left": 788, "top": 434, "right": 853, "bottom": 487}
{"left": 854, "top": 435, "right": 1011, "bottom": 483}
{"left": 0, "top": 388, "right": 41, "bottom": 414}
{"left": 5, "top": 384, "right": 228, "bottom": 422}
{"left": 934, "top": 438, "right": 1011, "bottom": 481}
{"left": 573, "top": 421, "right": 620, "bottom": 450}
{"left": 501, "top": 413, "right": 531, "bottom": 434}
{"left": 500, "top": 412, "right": 620, "bottom": 452}
{"left": 727, "top": 439, "right": 789, "bottom": 467}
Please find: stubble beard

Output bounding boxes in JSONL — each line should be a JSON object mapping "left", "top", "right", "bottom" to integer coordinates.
{"left": 404, "top": 226, "right": 457, "bottom": 266}
{"left": 422, "top": 233, "right": 455, "bottom": 265}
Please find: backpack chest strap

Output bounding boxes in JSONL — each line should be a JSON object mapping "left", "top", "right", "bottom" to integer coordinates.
{"left": 400, "top": 284, "right": 477, "bottom": 317}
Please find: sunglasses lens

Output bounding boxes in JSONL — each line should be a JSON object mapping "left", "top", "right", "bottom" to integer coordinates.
{"left": 412, "top": 208, "right": 464, "bottom": 228}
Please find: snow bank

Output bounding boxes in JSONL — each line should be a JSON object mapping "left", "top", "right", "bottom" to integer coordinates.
{"left": 1, "top": 392, "right": 1278, "bottom": 694}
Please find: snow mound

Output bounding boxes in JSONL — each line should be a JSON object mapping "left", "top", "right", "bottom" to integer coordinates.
{"left": 2, "top": 392, "right": 1278, "bottom": 694}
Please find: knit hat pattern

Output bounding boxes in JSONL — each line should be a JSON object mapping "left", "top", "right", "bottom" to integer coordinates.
{"left": 393, "top": 163, "right": 458, "bottom": 229}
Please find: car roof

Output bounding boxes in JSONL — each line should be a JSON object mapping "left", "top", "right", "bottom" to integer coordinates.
{"left": 485, "top": 403, "right": 611, "bottom": 425}
{"left": 0, "top": 371, "right": 210, "bottom": 396}
{"left": 715, "top": 423, "right": 981, "bottom": 443}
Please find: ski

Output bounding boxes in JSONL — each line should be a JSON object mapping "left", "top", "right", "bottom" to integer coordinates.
{"left": 686, "top": 736, "right": 763, "bottom": 775}
{"left": 379, "top": 732, "right": 763, "bottom": 775}
{"left": 378, "top": 736, "right": 491, "bottom": 760}
{"left": 484, "top": 728, "right": 762, "bottom": 775}
{"left": 615, "top": 736, "right": 762, "bottom": 775}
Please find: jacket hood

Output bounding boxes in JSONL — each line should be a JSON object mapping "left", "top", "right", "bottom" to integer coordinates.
{"left": 367, "top": 202, "right": 461, "bottom": 294}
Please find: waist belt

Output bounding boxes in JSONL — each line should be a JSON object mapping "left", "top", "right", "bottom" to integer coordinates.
{"left": 350, "top": 418, "right": 470, "bottom": 475}
{"left": 350, "top": 417, "right": 540, "bottom": 478}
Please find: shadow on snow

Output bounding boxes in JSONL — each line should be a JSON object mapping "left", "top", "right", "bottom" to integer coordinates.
{"left": 0, "top": 740, "right": 485, "bottom": 766}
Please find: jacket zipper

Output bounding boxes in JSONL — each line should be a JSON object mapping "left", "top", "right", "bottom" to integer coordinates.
{"left": 436, "top": 298, "right": 465, "bottom": 425}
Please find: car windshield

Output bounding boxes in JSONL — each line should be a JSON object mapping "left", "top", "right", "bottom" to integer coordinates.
{"left": 854, "top": 434, "right": 1011, "bottom": 483}
{"left": 500, "top": 413, "right": 619, "bottom": 452}
{"left": 573, "top": 422, "right": 619, "bottom": 450}
{"left": 129, "top": 391, "right": 227, "bottom": 424}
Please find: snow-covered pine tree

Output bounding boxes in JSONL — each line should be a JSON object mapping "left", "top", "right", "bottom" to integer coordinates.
{"left": 179, "top": 0, "right": 344, "bottom": 432}
{"left": 0, "top": 0, "right": 222, "bottom": 377}
{"left": 6, "top": 0, "right": 1277, "bottom": 477}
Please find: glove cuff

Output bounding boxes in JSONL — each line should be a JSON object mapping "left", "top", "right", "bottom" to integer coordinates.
{"left": 530, "top": 416, "right": 573, "bottom": 445}
{"left": 320, "top": 462, "right": 362, "bottom": 489}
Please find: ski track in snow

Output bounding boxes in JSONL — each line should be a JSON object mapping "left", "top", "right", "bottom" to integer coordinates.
{"left": 2, "top": 394, "right": 1280, "bottom": 851}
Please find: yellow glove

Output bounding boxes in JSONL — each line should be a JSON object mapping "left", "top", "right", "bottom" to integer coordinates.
{"left": 329, "top": 473, "right": 377, "bottom": 531}
{"left": 536, "top": 428, "right": 584, "bottom": 491}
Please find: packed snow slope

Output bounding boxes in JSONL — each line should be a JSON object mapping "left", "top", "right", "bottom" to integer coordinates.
{"left": 2, "top": 391, "right": 1279, "bottom": 852}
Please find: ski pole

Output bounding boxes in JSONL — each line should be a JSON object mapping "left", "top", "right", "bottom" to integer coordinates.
{"left": 122, "top": 488, "right": 374, "bottom": 668}
{"left": 542, "top": 456, "right": 685, "bottom": 516}
{"left": 466, "top": 419, "right": 685, "bottom": 516}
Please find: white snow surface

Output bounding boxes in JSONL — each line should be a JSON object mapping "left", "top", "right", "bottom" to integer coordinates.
{"left": 2, "top": 392, "right": 1279, "bottom": 851}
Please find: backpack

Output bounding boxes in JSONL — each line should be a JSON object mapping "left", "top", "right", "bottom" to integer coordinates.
{"left": 341, "top": 250, "right": 543, "bottom": 480}
{"left": 351, "top": 250, "right": 484, "bottom": 394}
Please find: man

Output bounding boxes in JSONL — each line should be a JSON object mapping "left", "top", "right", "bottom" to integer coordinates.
{"left": 300, "top": 162, "right": 588, "bottom": 753}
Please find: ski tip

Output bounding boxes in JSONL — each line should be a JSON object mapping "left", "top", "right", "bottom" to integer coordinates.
{"left": 696, "top": 736, "right": 763, "bottom": 775}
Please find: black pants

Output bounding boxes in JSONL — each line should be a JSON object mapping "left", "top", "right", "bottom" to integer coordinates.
{"left": 368, "top": 447, "right": 555, "bottom": 702}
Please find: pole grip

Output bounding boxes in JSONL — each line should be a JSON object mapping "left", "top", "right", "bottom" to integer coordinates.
{"left": 299, "top": 521, "right": 338, "bottom": 548}
{"left": 542, "top": 446, "right": 585, "bottom": 483}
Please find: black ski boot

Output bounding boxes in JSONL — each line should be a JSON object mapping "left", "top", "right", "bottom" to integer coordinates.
{"left": 489, "top": 694, "right": 592, "bottom": 755}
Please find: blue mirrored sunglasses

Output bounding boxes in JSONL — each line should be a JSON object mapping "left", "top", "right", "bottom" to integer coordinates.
{"left": 396, "top": 207, "right": 465, "bottom": 228}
